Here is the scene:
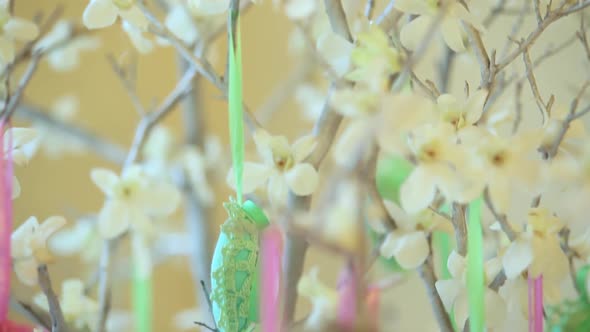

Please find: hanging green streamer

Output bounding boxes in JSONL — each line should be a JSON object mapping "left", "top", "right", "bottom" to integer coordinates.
{"left": 133, "top": 264, "right": 152, "bottom": 332}
{"left": 467, "top": 198, "right": 484, "bottom": 332}
{"left": 228, "top": 3, "right": 244, "bottom": 203}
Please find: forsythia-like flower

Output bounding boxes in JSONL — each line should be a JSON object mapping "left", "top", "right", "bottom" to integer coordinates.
{"left": 227, "top": 129, "right": 318, "bottom": 206}
{"left": 33, "top": 279, "right": 99, "bottom": 330}
{"left": 394, "top": 0, "right": 484, "bottom": 52}
{"left": 34, "top": 21, "right": 100, "bottom": 72}
{"left": 435, "top": 251, "right": 507, "bottom": 328}
{"left": 5, "top": 127, "right": 40, "bottom": 199}
{"left": 376, "top": 201, "right": 448, "bottom": 269}
{"left": 11, "top": 216, "right": 66, "bottom": 285}
{"left": 91, "top": 164, "right": 181, "bottom": 239}
{"left": 48, "top": 217, "right": 102, "bottom": 263}
{"left": 500, "top": 208, "right": 568, "bottom": 302}
{"left": 0, "top": 1, "right": 38, "bottom": 67}
{"left": 297, "top": 267, "right": 339, "bottom": 330}
{"left": 83, "top": 0, "right": 148, "bottom": 30}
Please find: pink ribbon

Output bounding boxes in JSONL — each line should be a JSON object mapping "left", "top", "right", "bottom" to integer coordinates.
{"left": 0, "top": 121, "right": 13, "bottom": 322}
{"left": 0, "top": 320, "right": 35, "bottom": 332}
{"left": 528, "top": 274, "right": 543, "bottom": 332}
{"left": 336, "top": 263, "right": 358, "bottom": 329}
{"left": 260, "top": 225, "right": 283, "bottom": 332}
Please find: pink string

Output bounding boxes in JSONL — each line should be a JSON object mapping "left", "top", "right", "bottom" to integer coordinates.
{"left": 0, "top": 121, "right": 13, "bottom": 322}
{"left": 0, "top": 320, "right": 35, "bottom": 332}
{"left": 260, "top": 225, "right": 283, "bottom": 332}
{"left": 534, "top": 276, "right": 543, "bottom": 332}
{"left": 365, "top": 286, "right": 380, "bottom": 332}
{"left": 336, "top": 263, "right": 357, "bottom": 329}
{"left": 528, "top": 274, "right": 544, "bottom": 332}
{"left": 528, "top": 276, "right": 534, "bottom": 332}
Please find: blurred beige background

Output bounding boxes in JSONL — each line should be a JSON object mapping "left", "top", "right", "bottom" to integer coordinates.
{"left": 9, "top": 0, "right": 590, "bottom": 331}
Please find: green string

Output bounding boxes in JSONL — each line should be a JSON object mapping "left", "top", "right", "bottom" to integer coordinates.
{"left": 228, "top": 4, "right": 244, "bottom": 204}
{"left": 467, "top": 197, "right": 484, "bottom": 332}
{"left": 133, "top": 264, "right": 152, "bottom": 332}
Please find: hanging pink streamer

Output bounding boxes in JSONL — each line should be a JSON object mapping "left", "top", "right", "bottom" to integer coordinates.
{"left": 528, "top": 274, "right": 543, "bottom": 332}
{"left": 365, "top": 286, "right": 380, "bottom": 332}
{"left": 0, "top": 121, "right": 13, "bottom": 322}
{"left": 336, "top": 263, "right": 357, "bottom": 329}
{"left": 260, "top": 225, "right": 283, "bottom": 332}
{"left": 0, "top": 320, "right": 35, "bottom": 332}
{"left": 534, "top": 276, "right": 543, "bottom": 332}
{"left": 528, "top": 276, "right": 533, "bottom": 332}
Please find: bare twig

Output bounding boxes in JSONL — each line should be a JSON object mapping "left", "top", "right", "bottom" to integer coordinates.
{"left": 365, "top": 144, "right": 397, "bottom": 231}
{"left": 37, "top": 265, "right": 67, "bottom": 332}
{"left": 137, "top": 2, "right": 261, "bottom": 131}
{"left": 418, "top": 250, "right": 454, "bottom": 332}
{"left": 483, "top": 188, "right": 517, "bottom": 241}
{"left": 452, "top": 203, "right": 468, "bottom": 256}
{"left": 10, "top": 297, "right": 51, "bottom": 330}
{"left": 95, "top": 242, "right": 113, "bottom": 332}
{"left": 124, "top": 66, "right": 198, "bottom": 166}
{"left": 365, "top": 0, "right": 376, "bottom": 20}
{"left": 522, "top": 49, "right": 549, "bottom": 123}
{"left": 16, "top": 104, "right": 127, "bottom": 164}
{"left": 283, "top": 0, "right": 353, "bottom": 322}
{"left": 106, "top": 54, "right": 145, "bottom": 115}
{"left": 1, "top": 54, "right": 41, "bottom": 121}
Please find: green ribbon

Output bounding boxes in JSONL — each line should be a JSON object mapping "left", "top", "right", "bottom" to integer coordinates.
{"left": 466, "top": 198, "right": 484, "bottom": 332}
{"left": 228, "top": 3, "right": 244, "bottom": 204}
{"left": 132, "top": 263, "right": 152, "bottom": 332}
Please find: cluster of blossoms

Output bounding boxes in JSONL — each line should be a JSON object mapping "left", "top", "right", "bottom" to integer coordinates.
{"left": 6, "top": 0, "right": 590, "bottom": 331}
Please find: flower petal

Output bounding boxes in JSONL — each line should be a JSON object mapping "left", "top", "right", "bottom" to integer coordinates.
{"left": 392, "top": 231, "right": 429, "bottom": 269}
{"left": 97, "top": 200, "right": 131, "bottom": 239}
{"left": 12, "top": 175, "right": 20, "bottom": 199}
{"left": 48, "top": 219, "right": 93, "bottom": 256}
{"left": 165, "top": 5, "right": 199, "bottom": 45}
{"left": 394, "top": 0, "right": 433, "bottom": 15}
{"left": 119, "top": 6, "right": 149, "bottom": 31}
{"left": 488, "top": 178, "right": 510, "bottom": 213}
{"left": 0, "top": 35, "right": 15, "bottom": 64}
{"left": 292, "top": 135, "right": 316, "bottom": 163}
{"left": 4, "top": 18, "right": 39, "bottom": 41}
{"left": 400, "top": 166, "right": 437, "bottom": 214}
{"left": 91, "top": 168, "right": 119, "bottom": 196}
{"left": 285, "top": 163, "right": 318, "bottom": 196}
{"left": 400, "top": 16, "right": 431, "bottom": 51}
{"left": 435, "top": 279, "right": 461, "bottom": 311}
{"left": 464, "top": 89, "right": 487, "bottom": 124}
{"left": 441, "top": 18, "right": 465, "bottom": 52}
{"left": 227, "top": 162, "right": 270, "bottom": 194}
{"left": 14, "top": 259, "right": 38, "bottom": 286}
{"left": 502, "top": 238, "right": 533, "bottom": 279}
{"left": 284, "top": 0, "right": 316, "bottom": 20}
{"left": 317, "top": 32, "right": 353, "bottom": 77}
{"left": 11, "top": 216, "right": 38, "bottom": 258}
{"left": 83, "top": 0, "right": 119, "bottom": 29}
{"left": 267, "top": 174, "right": 289, "bottom": 207}
{"left": 137, "top": 181, "right": 180, "bottom": 217}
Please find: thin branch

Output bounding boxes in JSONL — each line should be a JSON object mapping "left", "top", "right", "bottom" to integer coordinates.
{"left": 106, "top": 54, "right": 145, "bottom": 116}
{"left": 522, "top": 48, "right": 548, "bottom": 123}
{"left": 483, "top": 188, "right": 517, "bottom": 241}
{"left": 283, "top": 0, "right": 353, "bottom": 322}
{"left": 364, "top": 0, "right": 376, "bottom": 20}
{"left": 37, "top": 265, "right": 67, "bottom": 332}
{"left": 10, "top": 297, "right": 51, "bottom": 330}
{"left": 452, "top": 203, "right": 468, "bottom": 256}
{"left": 16, "top": 104, "right": 127, "bottom": 164}
{"left": 365, "top": 144, "right": 397, "bottom": 231}
{"left": 496, "top": 1, "right": 590, "bottom": 73}
{"left": 418, "top": 251, "right": 454, "bottom": 332}
{"left": 124, "top": 66, "right": 198, "bottom": 167}
{"left": 95, "top": 242, "right": 112, "bottom": 332}
{"left": 137, "top": 2, "right": 261, "bottom": 131}
{"left": 1, "top": 54, "right": 41, "bottom": 121}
